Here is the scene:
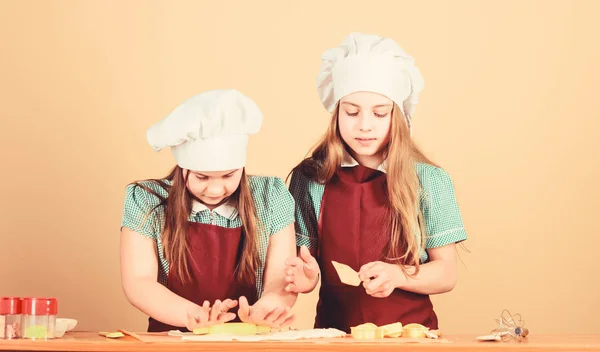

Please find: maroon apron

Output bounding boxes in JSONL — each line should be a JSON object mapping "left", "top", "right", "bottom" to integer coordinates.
{"left": 315, "top": 164, "right": 438, "bottom": 332}
{"left": 148, "top": 221, "right": 258, "bottom": 332}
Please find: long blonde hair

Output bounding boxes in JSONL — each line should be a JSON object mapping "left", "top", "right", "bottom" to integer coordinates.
{"left": 132, "top": 166, "right": 261, "bottom": 286}
{"left": 290, "top": 103, "right": 438, "bottom": 276}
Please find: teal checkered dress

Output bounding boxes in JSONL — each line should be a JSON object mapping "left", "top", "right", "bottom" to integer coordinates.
{"left": 289, "top": 162, "right": 467, "bottom": 263}
{"left": 120, "top": 175, "right": 295, "bottom": 296}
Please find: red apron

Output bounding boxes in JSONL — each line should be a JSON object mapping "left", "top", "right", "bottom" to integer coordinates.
{"left": 315, "top": 164, "right": 438, "bottom": 332}
{"left": 147, "top": 221, "right": 258, "bottom": 332}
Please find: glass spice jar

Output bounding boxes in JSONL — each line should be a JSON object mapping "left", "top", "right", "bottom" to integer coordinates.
{"left": 21, "top": 298, "right": 57, "bottom": 340}
{"left": 0, "top": 297, "right": 22, "bottom": 339}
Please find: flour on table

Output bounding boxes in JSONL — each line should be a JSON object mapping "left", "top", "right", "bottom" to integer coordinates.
{"left": 176, "top": 328, "right": 347, "bottom": 342}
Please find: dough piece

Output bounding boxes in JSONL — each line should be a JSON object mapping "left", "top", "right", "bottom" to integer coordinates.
{"left": 401, "top": 323, "right": 429, "bottom": 338}
{"left": 99, "top": 331, "right": 125, "bottom": 338}
{"left": 193, "top": 323, "right": 270, "bottom": 336}
{"left": 331, "top": 261, "right": 361, "bottom": 286}
{"left": 425, "top": 330, "right": 440, "bottom": 339}
{"left": 380, "top": 322, "right": 403, "bottom": 337}
{"left": 351, "top": 322, "right": 382, "bottom": 339}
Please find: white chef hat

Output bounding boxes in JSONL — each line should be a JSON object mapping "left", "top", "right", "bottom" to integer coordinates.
{"left": 316, "top": 32, "right": 424, "bottom": 131}
{"left": 146, "top": 89, "right": 262, "bottom": 171}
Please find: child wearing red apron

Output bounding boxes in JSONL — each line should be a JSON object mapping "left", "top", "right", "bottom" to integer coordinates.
{"left": 284, "top": 33, "right": 468, "bottom": 333}
{"left": 120, "top": 89, "right": 298, "bottom": 332}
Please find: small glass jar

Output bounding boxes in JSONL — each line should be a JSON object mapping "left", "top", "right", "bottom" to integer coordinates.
{"left": 21, "top": 298, "right": 57, "bottom": 340}
{"left": 0, "top": 297, "right": 22, "bottom": 339}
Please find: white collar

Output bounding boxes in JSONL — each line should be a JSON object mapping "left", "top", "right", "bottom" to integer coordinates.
{"left": 192, "top": 199, "right": 238, "bottom": 219}
{"left": 341, "top": 149, "right": 387, "bottom": 173}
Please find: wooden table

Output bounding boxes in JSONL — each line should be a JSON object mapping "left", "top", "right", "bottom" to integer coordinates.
{"left": 1, "top": 331, "right": 600, "bottom": 352}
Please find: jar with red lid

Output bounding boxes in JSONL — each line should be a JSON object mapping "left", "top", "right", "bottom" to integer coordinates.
{"left": 21, "top": 298, "right": 57, "bottom": 340}
{"left": 0, "top": 297, "right": 22, "bottom": 339}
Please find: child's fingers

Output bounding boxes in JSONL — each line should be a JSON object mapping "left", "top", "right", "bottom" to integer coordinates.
{"left": 285, "top": 283, "right": 297, "bottom": 292}
{"left": 285, "top": 267, "right": 298, "bottom": 283}
{"left": 186, "top": 307, "right": 210, "bottom": 330}
{"left": 272, "top": 307, "right": 292, "bottom": 327}
{"left": 358, "top": 263, "right": 382, "bottom": 281}
{"left": 359, "top": 261, "right": 378, "bottom": 273}
{"left": 365, "top": 279, "right": 394, "bottom": 297}
{"left": 209, "top": 300, "right": 222, "bottom": 321}
{"left": 222, "top": 299, "right": 238, "bottom": 310}
{"left": 372, "top": 283, "right": 392, "bottom": 296}
{"left": 364, "top": 276, "right": 387, "bottom": 294}
{"left": 237, "top": 296, "right": 252, "bottom": 323}
{"left": 196, "top": 301, "right": 210, "bottom": 323}
{"left": 286, "top": 265, "right": 298, "bottom": 277}
{"left": 278, "top": 312, "right": 296, "bottom": 328}
{"left": 202, "top": 301, "right": 211, "bottom": 318}
{"left": 217, "top": 312, "right": 237, "bottom": 323}
{"left": 263, "top": 306, "right": 284, "bottom": 324}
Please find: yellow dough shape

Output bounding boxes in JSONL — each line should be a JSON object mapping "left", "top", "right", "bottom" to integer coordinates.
{"left": 98, "top": 331, "right": 125, "bottom": 339}
{"left": 401, "top": 323, "right": 429, "bottom": 338}
{"left": 193, "top": 323, "right": 271, "bottom": 335}
{"left": 351, "top": 322, "right": 404, "bottom": 339}
{"left": 380, "top": 322, "right": 403, "bottom": 338}
{"left": 351, "top": 322, "right": 434, "bottom": 339}
{"left": 350, "top": 322, "right": 385, "bottom": 339}
{"left": 331, "top": 261, "right": 362, "bottom": 286}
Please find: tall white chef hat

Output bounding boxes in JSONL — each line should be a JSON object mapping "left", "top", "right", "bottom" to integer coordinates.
{"left": 316, "top": 32, "right": 424, "bottom": 132}
{"left": 146, "top": 89, "right": 262, "bottom": 171}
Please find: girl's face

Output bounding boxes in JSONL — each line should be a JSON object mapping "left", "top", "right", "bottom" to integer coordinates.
{"left": 338, "top": 91, "right": 393, "bottom": 164}
{"left": 184, "top": 168, "right": 243, "bottom": 208}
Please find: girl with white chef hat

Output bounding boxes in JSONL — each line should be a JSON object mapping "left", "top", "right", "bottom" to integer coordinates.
{"left": 284, "top": 32, "right": 468, "bottom": 333}
{"left": 120, "top": 89, "right": 298, "bottom": 332}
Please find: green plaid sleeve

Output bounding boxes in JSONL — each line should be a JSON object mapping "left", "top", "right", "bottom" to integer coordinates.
{"left": 120, "top": 182, "right": 164, "bottom": 240}
{"left": 417, "top": 164, "right": 468, "bottom": 248}
{"left": 288, "top": 170, "right": 320, "bottom": 250}
{"left": 250, "top": 176, "right": 295, "bottom": 236}
{"left": 267, "top": 177, "right": 296, "bottom": 236}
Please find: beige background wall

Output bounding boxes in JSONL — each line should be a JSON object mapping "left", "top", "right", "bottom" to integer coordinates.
{"left": 1, "top": 0, "right": 599, "bottom": 335}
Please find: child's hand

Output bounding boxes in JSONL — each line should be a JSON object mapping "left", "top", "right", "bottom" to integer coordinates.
{"left": 185, "top": 298, "right": 238, "bottom": 331}
{"left": 237, "top": 295, "right": 295, "bottom": 328}
{"left": 284, "top": 246, "right": 320, "bottom": 293}
{"left": 358, "top": 261, "right": 405, "bottom": 298}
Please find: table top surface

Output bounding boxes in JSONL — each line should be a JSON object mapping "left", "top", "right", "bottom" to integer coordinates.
{"left": 1, "top": 331, "right": 600, "bottom": 352}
